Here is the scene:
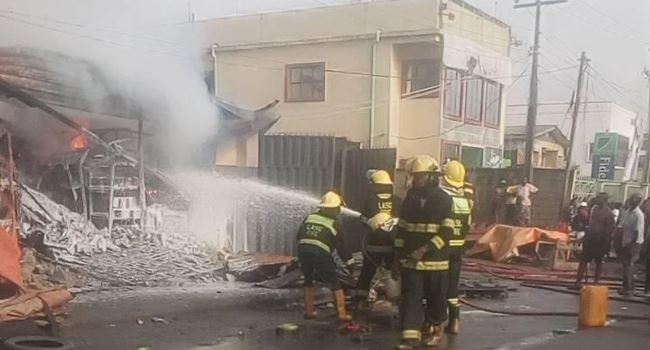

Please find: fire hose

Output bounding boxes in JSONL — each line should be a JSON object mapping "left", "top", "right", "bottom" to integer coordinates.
{"left": 460, "top": 298, "right": 649, "bottom": 321}
{"left": 520, "top": 282, "right": 650, "bottom": 306}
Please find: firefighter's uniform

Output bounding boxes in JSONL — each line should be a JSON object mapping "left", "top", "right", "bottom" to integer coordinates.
{"left": 354, "top": 170, "right": 399, "bottom": 302}
{"left": 394, "top": 156, "right": 454, "bottom": 349}
{"left": 440, "top": 161, "right": 473, "bottom": 335}
{"left": 297, "top": 191, "right": 352, "bottom": 322}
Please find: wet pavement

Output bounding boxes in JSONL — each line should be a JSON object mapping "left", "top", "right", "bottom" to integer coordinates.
{"left": 0, "top": 280, "right": 648, "bottom": 350}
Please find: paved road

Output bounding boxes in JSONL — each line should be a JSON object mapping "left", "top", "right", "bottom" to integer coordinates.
{"left": 1, "top": 282, "right": 648, "bottom": 350}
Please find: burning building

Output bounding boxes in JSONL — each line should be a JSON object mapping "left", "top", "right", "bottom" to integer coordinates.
{"left": 0, "top": 46, "right": 280, "bottom": 230}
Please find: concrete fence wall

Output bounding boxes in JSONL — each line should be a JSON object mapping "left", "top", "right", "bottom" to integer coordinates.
{"left": 395, "top": 167, "right": 568, "bottom": 229}
{"left": 468, "top": 168, "right": 567, "bottom": 229}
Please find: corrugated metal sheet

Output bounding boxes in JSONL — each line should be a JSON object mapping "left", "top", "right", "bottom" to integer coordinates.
{"left": 253, "top": 135, "right": 396, "bottom": 255}
{"left": 259, "top": 134, "right": 347, "bottom": 195}
{"left": 342, "top": 147, "right": 397, "bottom": 211}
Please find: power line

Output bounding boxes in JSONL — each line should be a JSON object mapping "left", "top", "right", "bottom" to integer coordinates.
{"left": 575, "top": 0, "right": 644, "bottom": 37}
{"left": 548, "top": 5, "right": 650, "bottom": 47}
{"left": 0, "top": 13, "right": 198, "bottom": 61}
{"left": 292, "top": 64, "right": 532, "bottom": 144}
{"left": 0, "top": 9, "right": 522, "bottom": 83}
{"left": 0, "top": 9, "right": 196, "bottom": 50}
{"left": 309, "top": 0, "right": 514, "bottom": 49}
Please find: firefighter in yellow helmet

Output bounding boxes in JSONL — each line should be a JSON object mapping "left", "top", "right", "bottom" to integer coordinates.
{"left": 297, "top": 191, "right": 352, "bottom": 322}
{"left": 353, "top": 170, "right": 401, "bottom": 309}
{"left": 393, "top": 155, "right": 454, "bottom": 349}
{"left": 440, "top": 160, "right": 473, "bottom": 335}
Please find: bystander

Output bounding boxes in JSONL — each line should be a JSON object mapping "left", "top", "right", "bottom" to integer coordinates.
{"left": 509, "top": 177, "right": 538, "bottom": 227}
{"left": 576, "top": 193, "right": 615, "bottom": 285}
{"left": 619, "top": 193, "right": 645, "bottom": 297}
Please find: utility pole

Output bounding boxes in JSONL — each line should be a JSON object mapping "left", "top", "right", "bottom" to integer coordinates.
{"left": 641, "top": 68, "right": 650, "bottom": 183}
{"left": 514, "top": 0, "right": 568, "bottom": 181}
{"left": 561, "top": 52, "right": 589, "bottom": 205}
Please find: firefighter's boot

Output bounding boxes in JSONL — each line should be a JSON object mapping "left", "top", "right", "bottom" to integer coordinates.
{"left": 333, "top": 289, "right": 352, "bottom": 322}
{"left": 445, "top": 306, "right": 460, "bottom": 335}
{"left": 424, "top": 324, "right": 444, "bottom": 347}
{"left": 303, "top": 287, "right": 317, "bottom": 319}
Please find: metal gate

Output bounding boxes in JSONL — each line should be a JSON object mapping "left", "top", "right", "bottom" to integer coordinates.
{"left": 571, "top": 177, "right": 649, "bottom": 203}
{"left": 259, "top": 134, "right": 397, "bottom": 208}
{"left": 259, "top": 134, "right": 348, "bottom": 195}
{"left": 256, "top": 134, "right": 397, "bottom": 254}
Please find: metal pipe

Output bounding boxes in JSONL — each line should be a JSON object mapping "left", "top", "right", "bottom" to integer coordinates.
{"left": 369, "top": 30, "right": 381, "bottom": 148}
{"left": 211, "top": 44, "right": 219, "bottom": 97}
{"left": 138, "top": 118, "right": 147, "bottom": 230}
{"left": 108, "top": 163, "right": 116, "bottom": 235}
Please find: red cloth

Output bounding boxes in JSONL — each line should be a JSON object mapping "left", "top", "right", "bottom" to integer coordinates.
{"left": 0, "top": 190, "right": 22, "bottom": 289}
{"left": 0, "top": 225, "right": 22, "bottom": 288}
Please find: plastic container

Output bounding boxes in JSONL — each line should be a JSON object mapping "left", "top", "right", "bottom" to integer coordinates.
{"left": 579, "top": 285, "right": 609, "bottom": 327}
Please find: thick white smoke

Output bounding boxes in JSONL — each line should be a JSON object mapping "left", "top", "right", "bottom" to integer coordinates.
{"left": 0, "top": 0, "right": 216, "bottom": 165}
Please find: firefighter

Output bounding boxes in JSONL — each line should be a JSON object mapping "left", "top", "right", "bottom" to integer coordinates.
{"left": 440, "top": 160, "right": 472, "bottom": 335}
{"left": 354, "top": 170, "right": 399, "bottom": 307}
{"left": 297, "top": 191, "right": 352, "bottom": 322}
{"left": 393, "top": 155, "right": 454, "bottom": 349}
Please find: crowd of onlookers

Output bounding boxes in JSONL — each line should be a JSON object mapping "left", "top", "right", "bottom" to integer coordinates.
{"left": 489, "top": 177, "right": 649, "bottom": 297}
{"left": 560, "top": 192, "right": 650, "bottom": 297}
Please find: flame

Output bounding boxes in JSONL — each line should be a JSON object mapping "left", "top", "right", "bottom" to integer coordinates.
{"left": 70, "top": 135, "right": 88, "bottom": 150}
{"left": 70, "top": 117, "right": 90, "bottom": 150}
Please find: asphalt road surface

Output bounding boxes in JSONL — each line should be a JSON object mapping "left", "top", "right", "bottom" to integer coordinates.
{"left": 1, "top": 282, "right": 648, "bottom": 350}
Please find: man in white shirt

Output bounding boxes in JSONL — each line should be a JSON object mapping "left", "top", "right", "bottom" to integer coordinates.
{"left": 509, "top": 177, "right": 538, "bottom": 226}
{"left": 619, "top": 193, "right": 645, "bottom": 296}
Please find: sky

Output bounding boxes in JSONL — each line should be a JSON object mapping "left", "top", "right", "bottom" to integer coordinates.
{"left": 1, "top": 0, "right": 649, "bottom": 116}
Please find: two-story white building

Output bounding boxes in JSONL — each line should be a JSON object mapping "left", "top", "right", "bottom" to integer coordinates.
{"left": 196, "top": 0, "right": 512, "bottom": 168}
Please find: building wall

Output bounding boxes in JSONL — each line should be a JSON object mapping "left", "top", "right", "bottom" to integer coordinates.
{"left": 201, "top": 0, "right": 510, "bottom": 167}
{"left": 471, "top": 167, "right": 567, "bottom": 228}
{"left": 398, "top": 97, "right": 442, "bottom": 160}
{"left": 200, "top": 0, "right": 440, "bottom": 48}
{"left": 215, "top": 40, "right": 377, "bottom": 145}
{"left": 505, "top": 137, "right": 565, "bottom": 169}
{"left": 444, "top": 0, "right": 511, "bottom": 56}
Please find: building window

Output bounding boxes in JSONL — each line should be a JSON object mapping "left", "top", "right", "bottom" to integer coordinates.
{"left": 402, "top": 59, "right": 440, "bottom": 97}
{"left": 484, "top": 147, "right": 503, "bottom": 168}
{"left": 461, "top": 146, "right": 484, "bottom": 169}
{"left": 285, "top": 62, "right": 325, "bottom": 102}
{"left": 444, "top": 68, "right": 463, "bottom": 119}
{"left": 504, "top": 149, "right": 518, "bottom": 167}
{"left": 464, "top": 78, "right": 483, "bottom": 123}
{"left": 441, "top": 141, "right": 461, "bottom": 163}
{"left": 484, "top": 80, "right": 501, "bottom": 127}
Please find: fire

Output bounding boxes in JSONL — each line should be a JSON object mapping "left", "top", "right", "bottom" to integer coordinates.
{"left": 70, "top": 117, "right": 90, "bottom": 151}
{"left": 70, "top": 135, "right": 89, "bottom": 150}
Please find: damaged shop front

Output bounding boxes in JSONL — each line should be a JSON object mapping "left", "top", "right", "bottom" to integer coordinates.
{"left": 0, "top": 46, "right": 285, "bottom": 300}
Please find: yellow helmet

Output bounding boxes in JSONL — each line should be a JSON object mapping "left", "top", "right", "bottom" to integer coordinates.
{"left": 443, "top": 160, "right": 466, "bottom": 188}
{"left": 319, "top": 191, "right": 343, "bottom": 208}
{"left": 407, "top": 155, "right": 440, "bottom": 174}
{"left": 368, "top": 212, "right": 392, "bottom": 231}
{"left": 370, "top": 170, "right": 393, "bottom": 185}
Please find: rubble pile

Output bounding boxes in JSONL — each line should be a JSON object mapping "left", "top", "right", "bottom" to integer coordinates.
{"left": 20, "top": 186, "right": 224, "bottom": 287}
